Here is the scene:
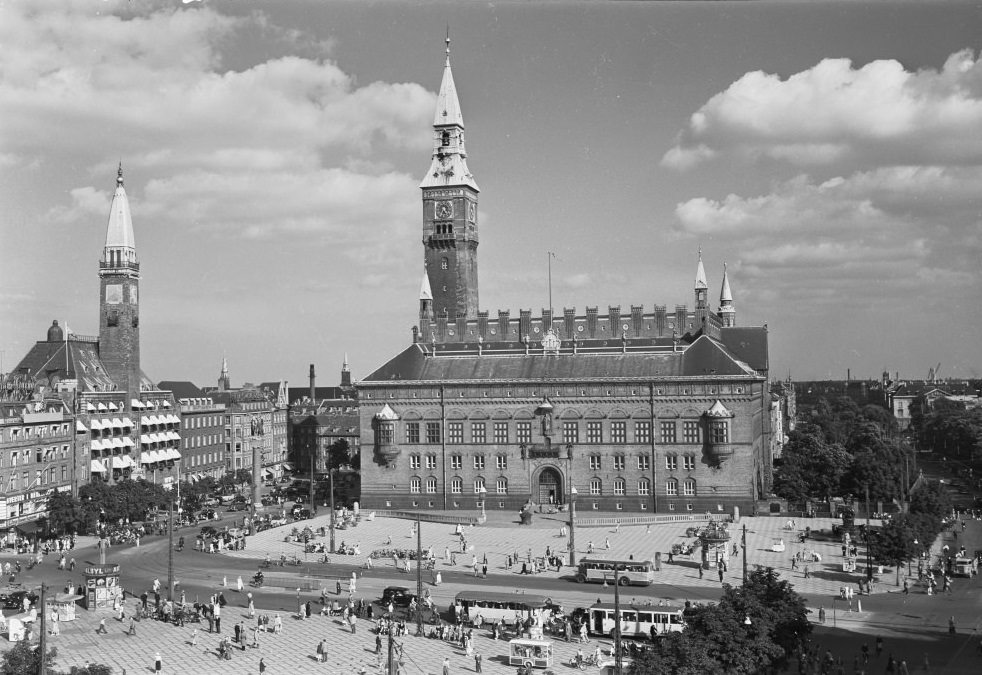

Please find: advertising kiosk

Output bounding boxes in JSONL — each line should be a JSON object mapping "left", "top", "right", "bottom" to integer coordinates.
{"left": 84, "top": 563, "right": 122, "bottom": 610}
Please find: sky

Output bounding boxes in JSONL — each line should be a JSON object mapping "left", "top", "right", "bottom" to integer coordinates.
{"left": 1, "top": 0, "right": 981, "bottom": 387}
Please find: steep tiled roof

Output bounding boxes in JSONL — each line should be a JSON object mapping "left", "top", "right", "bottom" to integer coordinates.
{"left": 158, "top": 381, "right": 205, "bottom": 400}
{"left": 361, "top": 332, "right": 765, "bottom": 385}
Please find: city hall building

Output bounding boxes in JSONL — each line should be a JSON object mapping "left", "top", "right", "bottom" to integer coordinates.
{"left": 357, "top": 43, "right": 772, "bottom": 515}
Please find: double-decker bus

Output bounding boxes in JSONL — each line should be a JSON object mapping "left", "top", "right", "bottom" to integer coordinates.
{"left": 573, "top": 558, "right": 656, "bottom": 586}
{"left": 454, "top": 591, "right": 552, "bottom": 626}
{"left": 588, "top": 602, "right": 685, "bottom": 639}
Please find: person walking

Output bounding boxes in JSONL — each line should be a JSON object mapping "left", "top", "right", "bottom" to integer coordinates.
{"left": 248, "top": 593, "right": 255, "bottom": 618}
{"left": 191, "top": 628, "right": 198, "bottom": 646}
{"left": 214, "top": 603, "right": 222, "bottom": 633}
{"left": 442, "top": 657, "right": 451, "bottom": 675}
{"left": 259, "top": 657, "right": 266, "bottom": 674}
{"left": 376, "top": 634, "right": 382, "bottom": 654}
{"left": 717, "top": 567, "right": 724, "bottom": 583}
{"left": 317, "top": 638, "right": 327, "bottom": 662}
{"left": 474, "top": 651, "right": 482, "bottom": 673}
{"left": 949, "top": 616, "right": 956, "bottom": 634}
{"left": 154, "top": 651, "right": 162, "bottom": 672}
{"left": 251, "top": 625, "right": 260, "bottom": 648}
{"left": 127, "top": 617, "right": 137, "bottom": 635}
{"left": 237, "top": 575, "right": 244, "bottom": 593}
{"left": 818, "top": 606, "right": 826, "bottom": 623}
{"left": 698, "top": 565, "right": 704, "bottom": 580}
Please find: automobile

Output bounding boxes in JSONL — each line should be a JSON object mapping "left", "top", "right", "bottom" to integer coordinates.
{"left": 380, "top": 586, "right": 417, "bottom": 608}
{"left": 291, "top": 508, "right": 312, "bottom": 521}
{"left": 260, "top": 496, "right": 276, "bottom": 507}
{"left": 200, "top": 498, "right": 219, "bottom": 508}
{"left": 197, "top": 509, "right": 216, "bottom": 522}
{"left": 279, "top": 476, "right": 291, "bottom": 484}
{"left": 1, "top": 590, "right": 39, "bottom": 611}
{"left": 228, "top": 502, "right": 250, "bottom": 512}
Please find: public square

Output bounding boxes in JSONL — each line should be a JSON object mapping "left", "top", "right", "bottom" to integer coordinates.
{"left": 0, "top": 509, "right": 979, "bottom": 674}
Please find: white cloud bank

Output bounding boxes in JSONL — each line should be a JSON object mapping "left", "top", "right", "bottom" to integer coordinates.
{"left": 0, "top": 0, "right": 434, "bottom": 254}
{"left": 665, "top": 51, "right": 982, "bottom": 313}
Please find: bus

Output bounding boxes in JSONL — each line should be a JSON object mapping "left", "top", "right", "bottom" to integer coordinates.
{"left": 588, "top": 602, "right": 684, "bottom": 639}
{"left": 574, "top": 558, "right": 656, "bottom": 586}
{"left": 454, "top": 591, "right": 552, "bottom": 627}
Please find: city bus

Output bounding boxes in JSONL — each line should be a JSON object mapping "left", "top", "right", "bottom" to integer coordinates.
{"left": 588, "top": 602, "right": 684, "bottom": 639}
{"left": 573, "top": 558, "right": 656, "bottom": 586}
{"left": 454, "top": 591, "right": 552, "bottom": 627}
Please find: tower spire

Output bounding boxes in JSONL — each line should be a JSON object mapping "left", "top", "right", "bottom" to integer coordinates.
{"left": 694, "top": 247, "right": 709, "bottom": 311}
{"left": 719, "top": 262, "right": 736, "bottom": 327}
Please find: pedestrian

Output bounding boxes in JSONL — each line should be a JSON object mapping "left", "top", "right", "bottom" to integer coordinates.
{"left": 818, "top": 606, "right": 825, "bottom": 623}
{"left": 154, "top": 651, "right": 162, "bottom": 672}
{"left": 191, "top": 628, "right": 198, "bottom": 646}
{"left": 435, "top": 571, "right": 442, "bottom": 585}
{"left": 442, "top": 657, "right": 451, "bottom": 675}
{"left": 259, "top": 657, "right": 266, "bottom": 674}
{"left": 214, "top": 603, "right": 222, "bottom": 633}
{"left": 248, "top": 593, "right": 255, "bottom": 618}
{"left": 875, "top": 636, "right": 883, "bottom": 657}
{"left": 376, "top": 634, "right": 382, "bottom": 654}
{"left": 237, "top": 575, "right": 244, "bottom": 592}
{"left": 474, "top": 650, "right": 482, "bottom": 673}
{"left": 903, "top": 578, "right": 909, "bottom": 595}
{"left": 804, "top": 564, "right": 810, "bottom": 579}
{"left": 698, "top": 565, "right": 704, "bottom": 580}
{"left": 337, "top": 579, "right": 342, "bottom": 595}
{"left": 317, "top": 638, "right": 327, "bottom": 662}
{"left": 718, "top": 567, "right": 724, "bottom": 583}
{"left": 96, "top": 618, "right": 108, "bottom": 634}
{"left": 949, "top": 616, "right": 956, "bottom": 634}
{"left": 251, "top": 625, "right": 260, "bottom": 648}
{"left": 349, "top": 613, "right": 357, "bottom": 633}
{"left": 128, "top": 617, "right": 137, "bottom": 635}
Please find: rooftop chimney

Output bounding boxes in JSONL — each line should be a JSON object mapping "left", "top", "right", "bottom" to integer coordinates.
{"left": 309, "top": 363, "right": 316, "bottom": 401}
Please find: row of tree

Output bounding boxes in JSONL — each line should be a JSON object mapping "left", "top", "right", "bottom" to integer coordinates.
{"left": 43, "top": 469, "right": 255, "bottom": 535}
{"left": 773, "top": 396, "right": 911, "bottom": 505}
{"left": 909, "top": 395, "right": 982, "bottom": 458}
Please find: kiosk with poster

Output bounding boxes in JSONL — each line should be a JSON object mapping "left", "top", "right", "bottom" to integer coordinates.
{"left": 49, "top": 593, "right": 82, "bottom": 621}
{"left": 84, "top": 564, "right": 122, "bottom": 610}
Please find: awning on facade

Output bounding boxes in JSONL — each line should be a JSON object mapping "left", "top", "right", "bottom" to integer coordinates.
{"left": 75, "top": 420, "right": 88, "bottom": 432}
{"left": 122, "top": 437, "right": 135, "bottom": 448}
{"left": 121, "top": 417, "right": 134, "bottom": 428}
{"left": 166, "top": 448, "right": 182, "bottom": 460}
{"left": 131, "top": 398, "right": 144, "bottom": 409}
{"left": 281, "top": 463, "right": 294, "bottom": 470}
{"left": 90, "top": 460, "right": 107, "bottom": 472}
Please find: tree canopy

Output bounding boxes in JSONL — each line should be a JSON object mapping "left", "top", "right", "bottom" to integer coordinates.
{"left": 630, "top": 567, "right": 811, "bottom": 675}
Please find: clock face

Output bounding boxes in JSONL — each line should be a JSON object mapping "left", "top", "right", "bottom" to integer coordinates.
{"left": 435, "top": 200, "right": 453, "bottom": 220}
{"left": 105, "top": 284, "right": 122, "bottom": 304}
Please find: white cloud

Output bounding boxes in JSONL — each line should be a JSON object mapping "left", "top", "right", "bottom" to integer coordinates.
{"left": 673, "top": 167, "right": 982, "bottom": 308}
{"left": 663, "top": 49, "right": 982, "bottom": 170}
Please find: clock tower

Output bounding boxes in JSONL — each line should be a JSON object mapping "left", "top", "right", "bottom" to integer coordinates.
{"left": 419, "top": 35, "right": 480, "bottom": 322}
{"left": 98, "top": 164, "right": 142, "bottom": 399}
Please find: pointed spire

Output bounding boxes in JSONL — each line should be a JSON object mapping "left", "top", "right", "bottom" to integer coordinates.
{"left": 695, "top": 247, "right": 708, "bottom": 290}
{"left": 435, "top": 29, "right": 463, "bottom": 128}
{"left": 419, "top": 270, "right": 433, "bottom": 301}
{"left": 342, "top": 353, "right": 350, "bottom": 372}
{"left": 102, "top": 163, "right": 137, "bottom": 258}
{"left": 720, "top": 262, "right": 732, "bottom": 303}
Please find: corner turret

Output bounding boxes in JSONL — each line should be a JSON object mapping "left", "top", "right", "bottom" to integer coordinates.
{"left": 719, "top": 263, "right": 735, "bottom": 327}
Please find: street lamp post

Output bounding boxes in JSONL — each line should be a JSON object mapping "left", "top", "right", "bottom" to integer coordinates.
{"left": 569, "top": 487, "right": 578, "bottom": 567}
{"left": 566, "top": 443, "right": 576, "bottom": 567}
{"left": 478, "top": 485, "right": 487, "bottom": 521}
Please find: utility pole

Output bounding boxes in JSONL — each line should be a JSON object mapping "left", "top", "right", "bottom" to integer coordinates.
{"left": 329, "top": 469, "right": 336, "bottom": 554}
{"left": 416, "top": 512, "right": 423, "bottom": 636}
{"left": 742, "top": 523, "right": 748, "bottom": 585}
{"left": 613, "top": 563, "right": 622, "bottom": 675}
{"left": 387, "top": 614, "right": 397, "bottom": 675}
{"left": 309, "top": 453, "right": 315, "bottom": 517}
{"left": 38, "top": 582, "right": 47, "bottom": 675}
{"left": 865, "top": 483, "right": 873, "bottom": 582}
{"left": 167, "top": 498, "right": 175, "bottom": 601}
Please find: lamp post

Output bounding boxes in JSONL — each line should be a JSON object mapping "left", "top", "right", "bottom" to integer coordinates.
{"left": 478, "top": 485, "right": 487, "bottom": 521}
{"left": 569, "top": 487, "right": 578, "bottom": 567}
{"left": 565, "top": 443, "right": 577, "bottom": 566}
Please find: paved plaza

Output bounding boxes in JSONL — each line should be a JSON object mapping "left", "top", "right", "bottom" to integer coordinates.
{"left": 0, "top": 512, "right": 970, "bottom": 674}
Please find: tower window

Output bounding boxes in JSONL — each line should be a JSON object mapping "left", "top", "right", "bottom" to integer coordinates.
{"left": 441, "top": 258, "right": 449, "bottom": 270}
{"left": 441, "top": 131, "right": 450, "bottom": 146}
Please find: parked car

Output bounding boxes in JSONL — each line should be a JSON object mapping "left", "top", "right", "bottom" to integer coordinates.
{"left": 380, "top": 586, "right": 417, "bottom": 608}
{"left": 228, "top": 502, "right": 250, "bottom": 512}
{"left": 1, "top": 590, "right": 39, "bottom": 611}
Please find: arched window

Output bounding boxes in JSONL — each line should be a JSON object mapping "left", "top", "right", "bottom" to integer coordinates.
{"left": 450, "top": 476, "right": 462, "bottom": 494}
{"left": 441, "top": 257, "right": 449, "bottom": 270}
{"left": 683, "top": 478, "right": 696, "bottom": 496}
{"left": 590, "top": 477, "right": 602, "bottom": 496}
{"left": 496, "top": 477, "right": 508, "bottom": 494}
{"left": 441, "top": 131, "right": 451, "bottom": 147}
{"left": 473, "top": 476, "right": 486, "bottom": 494}
{"left": 613, "top": 477, "right": 626, "bottom": 496}
{"left": 425, "top": 476, "right": 437, "bottom": 494}
{"left": 665, "top": 478, "right": 678, "bottom": 496}
{"left": 409, "top": 476, "right": 421, "bottom": 494}
{"left": 637, "top": 478, "right": 651, "bottom": 496}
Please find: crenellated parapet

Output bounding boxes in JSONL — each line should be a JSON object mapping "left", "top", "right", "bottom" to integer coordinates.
{"left": 416, "top": 303, "right": 728, "bottom": 345}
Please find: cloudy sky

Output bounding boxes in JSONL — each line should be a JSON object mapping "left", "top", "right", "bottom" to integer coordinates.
{"left": 2, "top": 0, "right": 981, "bottom": 387}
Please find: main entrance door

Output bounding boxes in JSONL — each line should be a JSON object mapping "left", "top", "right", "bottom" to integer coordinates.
{"left": 537, "top": 467, "right": 563, "bottom": 506}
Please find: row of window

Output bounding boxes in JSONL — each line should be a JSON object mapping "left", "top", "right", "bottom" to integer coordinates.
{"left": 0, "top": 465, "right": 69, "bottom": 493}
{"left": 183, "top": 435, "right": 222, "bottom": 449}
{"left": 184, "top": 415, "right": 222, "bottom": 429}
{"left": 409, "top": 453, "right": 699, "bottom": 472}
{"left": 407, "top": 476, "right": 699, "bottom": 497}
{"left": 4, "top": 423, "right": 71, "bottom": 442}
{"left": 397, "top": 420, "right": 728, "bottom": 445}
{"left": 2, "top": 446, "right": 71, "bottom": 469}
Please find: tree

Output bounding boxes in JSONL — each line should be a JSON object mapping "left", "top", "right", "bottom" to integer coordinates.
{"left": 46, "top": 490, "right": 82, "bottom": 535}
{"left": 631, "top": 567, "right": 810, "bottom": 675}
{"left": 772, "top": 426, "right": 850, "bottom": 502}
{"left": 0, "top": 641, "right": 56, "bottom": 675}
{"left": 233, "top": 468, "right": 253, "bottom": 487}
{"left": 874, "top": 515, "right": 918, "bottom": 586}
{"left": 326, "top": 439, "right": 352, "bottom": 472}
